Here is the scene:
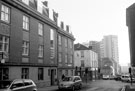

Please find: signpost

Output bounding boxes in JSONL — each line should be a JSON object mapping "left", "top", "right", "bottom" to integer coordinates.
{"left": 129, "top": 67, "right": 132, "bottom": 85}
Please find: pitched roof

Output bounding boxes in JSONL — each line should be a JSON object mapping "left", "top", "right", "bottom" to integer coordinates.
{"left": 74, "top": 43, "right": 91, "bottom": 50}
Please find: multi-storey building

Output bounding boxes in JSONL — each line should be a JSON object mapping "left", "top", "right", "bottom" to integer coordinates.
{"left": 0, "top": 0, "right": 74, "bottom": 87}
{"left": 57, "top": 24, "right": 75, "bottom": 80}
{"left": 74, "top": 43, "right": 98, "bottom": 80}
{"left": 100, "top": 35, "right": 119, "bottom": 75}
{"left": 126, "top": 3, "right": 135, "bottom": 67}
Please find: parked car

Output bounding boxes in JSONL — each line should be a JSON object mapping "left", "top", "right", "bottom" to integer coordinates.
{"left": 0, "top": 79, "right": 37, "bottom": 91}
{"left": 114, "top": 75, "right": 121, "bottom": 81}
{"left": 102, "top": 75, "right": 109, "bottom": 80}
{"left": 127, "top": 77, "right": 135, "bottom": 83}
{"left": 121, "top": 75, "right": 130, "bottom": 82}
{"left": 58, "top": 76, "right": 82, "bottom": 91}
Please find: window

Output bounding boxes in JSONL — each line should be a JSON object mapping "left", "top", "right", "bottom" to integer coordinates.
{"left": 65, "top": 54, "right": 67, "bottom": 63}
{"left": 22, "top": 68, "right": 29, "bottom": 79}
{"left": 38, "top": 23, "right": 43, "bottom": 36}
{"left": 1, "top": 5, "right": 10, "bottom": 23}
{"left": 48, "top": 69, "right": 50, "bottom": 76}
{"left": 22, "top": 0, "right": 29, "bottom": 5}
{"left": 59, "top": 70, "right": 62, "bottom": 76}
{"left": 0, "top": 68, "right": 9, "bottom": 80}
{"left": 38, "top": 45, "right": 43, "bottom": 57}
{"left": 0, "top": 35, "right": 9, "bottom": 52}
{"left": 69, "top": 55, "right": 73, "bottom": 63}
{"left": 81, "top": 60, "right": 85, "bottom": 67}
{"left": 38, "top": 68, "right": 44, "bottom": 80}
{"left": 65, "top": 38, "right": 68, "bottom": 48}
{"left": 71, "top": 70, "right": 73, "bottom": 76}
{"left": 24, "top": 80, "right": 32, "bottom": 86}
{"left": 50, "top": 29, "right": 55, "bottom": 59}
{"left": 23, "top": 15, "right": 29, "bottom": 30}
{"left": 81, "top": 50, "right": 84, "bottom": 58}
{"left": 11, "top": 80, "right": 24, "bottom": 88}
{"left": 50, "top": 29, "right": 54, "bottom": 48}
{"left": 22, "top": 41, "right": 29, "bottom": 56}
{"left": 58, "top": 35, "right": 62, "bottom": 45}
{"left": 65, "top": 70, "right": 68, "bottom": 76}
{"left": 58, "top": 53, "right": 62, "bottom": 63}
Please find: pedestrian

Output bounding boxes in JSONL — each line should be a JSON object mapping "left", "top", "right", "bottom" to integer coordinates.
{"left": 62, "top": 74, "right": 65, "bottom": 80}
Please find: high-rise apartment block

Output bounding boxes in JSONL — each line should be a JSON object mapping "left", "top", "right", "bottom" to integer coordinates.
{"left": 100, "top": 35, "right": 119, "bottom": 74}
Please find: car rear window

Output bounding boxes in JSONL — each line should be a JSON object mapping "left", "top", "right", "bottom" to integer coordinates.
{"left": 24, "top": 80, "right": 33, "bottom": 86}
{"left": 63, "top": 77, "right": 73, "bottom": 81}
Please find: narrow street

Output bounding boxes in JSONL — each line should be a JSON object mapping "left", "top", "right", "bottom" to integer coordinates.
{"left": 47, "top": 80, "right": 130, "bottom": 91}
{"left": 82, "top": 80, "right": 129, "bottom": 91}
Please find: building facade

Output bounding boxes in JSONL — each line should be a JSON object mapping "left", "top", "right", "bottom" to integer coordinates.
{"left": 126, "top": 3, "right": 135, "bottom": 67}
{"left": 100, "top": 35, "right": 119, "bottom": 75}
{"left": 74, "top": 43, "right": 98, "bottom": 80}
{"left": 0, "top": 0, "right": 74, "bottom": 87}
{"left": 100, "top": 35, "right": 119, "bottom": 63}
{"left": 57, "top": 25, "right": 75, "bottom": 80}
{"left": 83, "top": 41, "right": 101, "bottom": 68}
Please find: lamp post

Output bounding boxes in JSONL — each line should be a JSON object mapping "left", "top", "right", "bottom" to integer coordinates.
{"left": 80, "top": 67, "right": 82, "bottom": 78}
{"left": 75, "top": 66, "right": 78, "bottom": 76}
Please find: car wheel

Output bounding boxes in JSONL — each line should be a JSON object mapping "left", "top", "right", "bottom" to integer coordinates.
{"left": 72, "top": 86, "right": 75, "bottom": 91}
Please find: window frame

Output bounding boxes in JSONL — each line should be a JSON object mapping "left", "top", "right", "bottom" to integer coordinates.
{"left": 0, "top": 68, "right": 9, "bottom": 80}
{"left": 23, "top": 15, "right": 29, "bottom": 31}
{"left": 38, "top": 68, "right": 44, "bottom": 80}
{"left": 58, "top": 52, "right": 62, "bottom": 63}
{"left": 38, "top": 45, "right": 44, "bottom": 58}
{"left": 22, "top": 41, "right": 29, "bottom": 56}
{"left": 38, "top": 23, "right": 43, "bottom": 36}
{"left": 0, "top": 35, "right": 9, "bottom": 52}
{"left": 1, "top": 5, "right": 10, "bottom": 23}
{"left": 21, "top": 68, "right": 29, "bottom": 79}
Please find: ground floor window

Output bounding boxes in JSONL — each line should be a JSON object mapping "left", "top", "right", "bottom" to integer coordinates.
{"left": 0, "top": 68, "right": 9, "bottom": 80}
{"left": 71, "top": 70, "right": 73, "bottom": 76}
{"left": 38, "top": 68, "right": 44, "bottom": 80}
{"left": 65, "top": 70, "right": 68, "bottom": 76}
{"left": 22, "top": 68, "right": 29, "bottom": 79}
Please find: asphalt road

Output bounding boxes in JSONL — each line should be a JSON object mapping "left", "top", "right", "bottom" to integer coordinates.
{"left": 80, "top": 80, "right": 130, "bottom": 91}
{"left": 38, "top": 80, "right": 132, "bottom": 91}
{"left": 56, "top": 80, "right": 131, "bottom": 91}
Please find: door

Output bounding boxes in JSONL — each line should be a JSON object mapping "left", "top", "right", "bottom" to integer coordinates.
{"left": 51, "top": 69, "right": 55, "bottom": 85}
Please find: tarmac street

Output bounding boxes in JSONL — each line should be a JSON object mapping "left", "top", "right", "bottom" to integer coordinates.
{"left": 38, "top": 80, "right": 131, "bottom": 91}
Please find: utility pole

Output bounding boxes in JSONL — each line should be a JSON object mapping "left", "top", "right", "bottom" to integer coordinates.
{"left": 129, "top": 67, "right": 132, "bottom": 85}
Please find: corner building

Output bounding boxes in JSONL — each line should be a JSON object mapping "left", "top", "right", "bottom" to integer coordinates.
{"left": 0, "top": 0, "right": 74, "bottom": 87}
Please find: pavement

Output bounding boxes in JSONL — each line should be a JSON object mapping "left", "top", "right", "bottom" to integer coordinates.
{"left": 122, "top": 84, "right": 135, "bottom": 91}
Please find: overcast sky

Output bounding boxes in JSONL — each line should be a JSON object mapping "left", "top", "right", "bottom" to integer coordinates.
{"left": 40, "top": 0, "right": 135, "bottom": 66}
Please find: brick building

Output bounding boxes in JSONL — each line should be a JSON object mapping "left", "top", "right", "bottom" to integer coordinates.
{"left": 0, "top": 0, "right": 74, "bottom": 87}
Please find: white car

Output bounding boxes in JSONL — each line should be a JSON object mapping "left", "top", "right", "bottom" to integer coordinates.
{"left": 58, "top": 76, "right": 82, "bottom": 91}
{"left": 0, "top": 79, "right": 37, "bottom": 91}
{"left": 121, "top": 75, "right": 130, "bottom": 82}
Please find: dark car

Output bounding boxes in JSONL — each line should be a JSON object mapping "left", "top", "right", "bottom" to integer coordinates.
{"left": 0, "top": 79, "right": 37, "bottom": 91}
{"left": 58, "top": 76, "right": 82, "bottom": 91}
